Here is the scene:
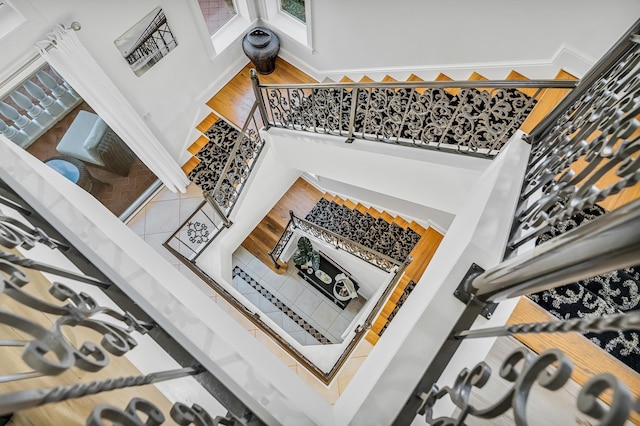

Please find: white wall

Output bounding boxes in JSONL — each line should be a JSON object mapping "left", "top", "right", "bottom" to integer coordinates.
{"left": 0, "top": 0, "right": 251, "bottom": 162}
{"left": 272, "top": 0, "right": 640, "bottom": 80}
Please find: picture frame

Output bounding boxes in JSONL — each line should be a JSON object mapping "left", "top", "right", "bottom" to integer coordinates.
{"left": 114, "top": 7, "right": 178, "bottom": 77}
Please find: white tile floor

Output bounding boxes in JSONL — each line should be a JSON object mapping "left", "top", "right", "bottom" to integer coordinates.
{"left": 232, "top": 246, "right": 365, "bottom": 345}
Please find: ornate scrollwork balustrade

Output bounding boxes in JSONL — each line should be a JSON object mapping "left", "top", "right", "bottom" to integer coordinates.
{"left": 0, "top": 181, "right": 264, "bottom": 424}
{"left": 417, "top": 347, "right": 639, "bottom": 425}
{"left": 507, "top": 25, "right": 640, "bottom": 252}
{"left": 251, "top": 69, "right": 577, "bottom": 157}
{"left": 206, "top": 102, "right": 265, "bottom": 220}
{"left": 269, "top": 210, "right": 402, "bottom": 273}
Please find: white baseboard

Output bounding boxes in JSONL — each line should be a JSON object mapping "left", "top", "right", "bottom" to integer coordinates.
{"left": 278, "top": 42, "right": 594, "bottom": 83}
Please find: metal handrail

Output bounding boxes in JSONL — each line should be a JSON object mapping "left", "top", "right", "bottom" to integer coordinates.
{"left": 471, "top": 198, "right": 640, "bottom": 303}
{"left": 252, "top": 71, "right": 578, "bottom": 157}
{"left": 254, "top": 79, "right": 578, "bottom": 90}
{"left": 527, "top": 18, "right": 640, "bottom": 143}
{"left": 204, "top": 101, "right": 264, "bottom": 225}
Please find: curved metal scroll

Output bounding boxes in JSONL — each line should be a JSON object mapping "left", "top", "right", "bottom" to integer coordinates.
{"left": 87, "top": 397, "right": 236, "bottom": 426}
{"left": 417, "top": 348, "right": 639, "bottom": 425}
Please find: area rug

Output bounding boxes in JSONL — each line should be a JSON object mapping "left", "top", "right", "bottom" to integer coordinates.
{"left": 304, "top": 198, "right": 420, "bottom": 264}
{"left": 528, "top": 204, "right": 640, "bottom": 372}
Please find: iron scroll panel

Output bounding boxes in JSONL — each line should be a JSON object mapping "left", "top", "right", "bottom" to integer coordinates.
{"left": 416, "top": 347, "right": 639, "bottom": 425}
{"left": 508, "top": 35, "right": 640, "bottom": 251}
{"left": 0, "top": 181, "right": 264, "bottom": 424}
{"left": 254, "top": 79, "right": 576, "bottom": 157}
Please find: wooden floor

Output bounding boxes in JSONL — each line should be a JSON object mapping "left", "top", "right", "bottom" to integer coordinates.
{"left": 241, "top": 177, "right": 323, "bottom": 274}
{"left": 0, "top": 249, "right": 173, "bottom": 425}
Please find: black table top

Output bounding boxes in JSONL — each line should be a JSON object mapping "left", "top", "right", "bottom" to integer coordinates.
{"left": 294, "top": 251, "right": 359, "bottom": 309}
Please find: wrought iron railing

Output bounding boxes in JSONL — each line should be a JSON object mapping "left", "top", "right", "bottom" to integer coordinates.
{"left": 168, "top": 102, "right": 266, "bottom": 260}
{"left": 268, "top": 210, "right": 403, "bottom": 273}
{"left": 0, "top": 180, "right": 264, "bottom": 424}
{"left": 251, "top": 69, "right": 578, "bottom": 157}
{"left": 394, "top": 18, "right": 640, "bottom": 425}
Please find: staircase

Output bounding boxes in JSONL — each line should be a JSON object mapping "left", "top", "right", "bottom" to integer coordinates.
{"left": 257, "top": 68, "right": 577, "bottom": 156}
{"left": 528, "top": 204, "right": 640, "bottom": 373}
{"left": 183, "top": 113, "right": 264, "bottom": 212}
{"left": 303, "top": 194, "right": 444, "bottom": 345}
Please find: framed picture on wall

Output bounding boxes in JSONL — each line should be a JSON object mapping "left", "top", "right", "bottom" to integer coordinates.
{"left": 114, "top": 7, "right": 178, "bottom": 77}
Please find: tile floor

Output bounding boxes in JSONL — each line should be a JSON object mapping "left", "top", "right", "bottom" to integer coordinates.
{"left": 127, "top": 183, "right": 374, "bottom": 403}
{"left": 232, "top": 246, "right": 365, "bottom": 346}
{"left": 197, "top": 0, "right": 237, "bottom": 35}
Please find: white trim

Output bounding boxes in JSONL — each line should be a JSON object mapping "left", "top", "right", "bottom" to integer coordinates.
{"left": 261, "top": 0, "right": 313, "bottom": 51}
{"left": 278, "top": 42, "right": 594, "bottom": 83}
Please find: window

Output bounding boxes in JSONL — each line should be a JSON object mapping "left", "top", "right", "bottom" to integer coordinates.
{"left": 263, "top": 0, "right": 313, "bottom": 51}
{"left": 280, "top": 0, "right": 305, "bottom": 23}
{"left": 197, "top": 0, "right": 238, "bottom": 35}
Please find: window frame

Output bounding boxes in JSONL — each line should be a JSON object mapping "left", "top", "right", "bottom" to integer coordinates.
{"left": 262, "top": 0, "right": 313, "bottom": 51}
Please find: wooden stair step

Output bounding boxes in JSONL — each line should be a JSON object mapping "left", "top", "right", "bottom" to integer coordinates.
{"left": 520, "top": 68, "right": 578, "bottom": 134}
{"left": 188, "top": 135, "right": 209, "bottom": 155}
{"left": 407, "top": 73, "right": 426, "bottom": 94}
{"left": 392, "top": 215, "right": 410, "bottom": 228}
{"left": 323, "top": 193, "right": 336, "bottom": 203}
{"left": 505, "top": 70, "right": 540, "bottom": 98}
{"left": 196, "top": 112, "right": 219, "bottom": 133}
{"left": 371, "top": 316, "right": 387, "bottom": 334}
{"left": 365, "top": 330, "right": 380, "bottom": 345}
{"left": 380, "top": 211, "right": 394, "bottom": 223}
{"left": 366, "top": 206, "right": 382, "bottom": 218}
{"left": 435, "top": 73, "right": 459, "bottom": 95}
{"left": 182, "top": 157, "right": 200, "bottom": 175}
{"left": 404, "top": 227, "right": 444, "bottom": 283}
{"left": 468, "top": 71, "right": 490, "bottom": 93}
{"left": 343, "top": 198, "right": 357, "bottom": 210}
{"left": 408, "top": 220, "right": 427, "bottom": 235}
{"left": 355, "top": 203, "right": 368, "bottom": 214}
{"left": 509, "top": 297, "right": 640, "bottom": 424}
{"left": 359, "top": 75, "right": 375, "bottom": 83}
{"left": 333, "top": 196, "right": 346, "bottom": 206}
{"left": 381, "top": 75, "right": 396, "bottom": 83}
{"left": 340, "top": 76, "right": 355, "bottom": 83}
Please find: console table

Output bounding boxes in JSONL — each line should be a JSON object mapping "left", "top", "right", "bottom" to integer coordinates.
{"left": 295, "top": 251, "right": 359, "bottom": 309}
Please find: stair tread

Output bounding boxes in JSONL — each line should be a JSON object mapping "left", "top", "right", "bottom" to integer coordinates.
{"left": 196, "top": 112, "right": 220, "bottom": 133}
{"left": 340, "top": 76, "right": 355, "bottom": 83}
{"left": 188, "top": 135, "right": 210, "bottom": 155}
{"left": 380, "top": 211, "right": 394, "bottom": 223}
{"left": 359, "top": 75, "right": 375, "bottom": 83}
{"left": 404, "top": 227, "right": 444, "bottom": 282}
{"left": 435, "top": 73, "right": 459, "bottom": 95}
{"left": 468, "top": 71, "right": 491, "bottom": 93}
{"left": 520, "top": 68, "right": 578, "bottom": 134}
{"left": 505, "top": 70, "right": 540, "bottom": 98}
{"left": 510, "top": 297, "right": 640, "bottom": 423}
{"left": 407, "top": 73, "right": 426, "bottom": 94}
{"left": 182, "top": 157, "right": 200, "bottom": 174}
{"left": 365, "top": 330, "right": 380, "bottom": 345}
{"left": 355, "top": 203, "right": 368, "bottom": 214}
{"left": 392, "top": 216, "right": 410, "bottom": 228}
{"left": 381, "top": 75, "right": 396, "bottom": 82}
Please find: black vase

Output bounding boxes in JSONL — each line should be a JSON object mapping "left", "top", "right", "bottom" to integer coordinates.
{"left": 242, "top": 27, "right": 280, "bottom": 75}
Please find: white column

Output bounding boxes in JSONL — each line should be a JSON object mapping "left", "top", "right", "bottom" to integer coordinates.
{"left": 0, "top": 120, "right": 28, "bottom": 147}
{"left": 0, "top": 101, "right": 41, "bottom": 138}
{"left": 10, "top": 91, "right": 54, "bottom": 128}
{"left": 36, "top": 70, "right": 77, "bottom": 108}
{"left": 49, "top": 66, "right": 81, "bottom": 102}
{"left": 23, "top": 80, "right": 65, "bottom": 119}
